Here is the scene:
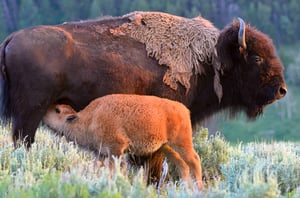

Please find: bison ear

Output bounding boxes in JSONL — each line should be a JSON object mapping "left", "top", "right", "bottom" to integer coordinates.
{"left": 216, "top": 18, "right": 247, "bottom": 70}
{"left": 66, "top": 115, "right": 78, "bottom": 122}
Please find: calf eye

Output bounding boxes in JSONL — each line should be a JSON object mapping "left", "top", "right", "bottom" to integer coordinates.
{"left": 55, "top": 108, "right": 60, "bottom": 113}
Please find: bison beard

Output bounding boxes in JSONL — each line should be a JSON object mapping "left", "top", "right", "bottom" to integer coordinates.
{"left": 0, "top": 11, "right": 286, "bottom": 186}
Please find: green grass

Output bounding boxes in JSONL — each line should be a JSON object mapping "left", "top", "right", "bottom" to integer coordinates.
{"left": 0, "top": 126, "right": 299, "bottom": 197}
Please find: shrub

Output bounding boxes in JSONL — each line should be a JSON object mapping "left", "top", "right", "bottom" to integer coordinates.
{"left": 219, "top": 142, "right": 300, "bottom": 196}
{"left": 193, "top": 128, "right": 230, "bottom": 184}
{"left": 165, "top": 128, "right": 230, "bottom": 187}
{"left": 0, "top": 125, "right": 299, "bottom": 197}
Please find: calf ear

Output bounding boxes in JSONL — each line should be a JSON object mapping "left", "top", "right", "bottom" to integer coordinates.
{"left": 66, "top": 115, "right": 78, "bottom": 122}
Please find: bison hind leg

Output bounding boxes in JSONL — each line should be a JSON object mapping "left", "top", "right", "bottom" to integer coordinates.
{"left": 12, "top": 130, "right": 37, "bottom": 149}
{"left": 11, "top": 100, "right": 52, "bottom": 148}
{"left": 12, "top": 112, "right": 43, "bottom": 148}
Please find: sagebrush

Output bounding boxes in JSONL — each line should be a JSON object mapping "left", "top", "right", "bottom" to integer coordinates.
{"left": 0, "top": 125, "right": 299, "bottom": 197}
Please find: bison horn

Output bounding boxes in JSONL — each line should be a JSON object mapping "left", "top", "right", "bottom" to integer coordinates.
{"left": 238, "top": 17, "right": 247, "bottom": 49}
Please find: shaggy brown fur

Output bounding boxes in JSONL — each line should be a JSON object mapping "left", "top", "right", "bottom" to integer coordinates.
{"left": 112, "top": 11, "right": 221, "bottom": 98}
{"left": 43, "top": 94, "right": 203, "bottom": 190}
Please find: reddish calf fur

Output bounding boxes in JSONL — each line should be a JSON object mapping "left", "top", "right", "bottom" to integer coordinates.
{"left": 43, "top": 94, "right": 203, "bottom": 190}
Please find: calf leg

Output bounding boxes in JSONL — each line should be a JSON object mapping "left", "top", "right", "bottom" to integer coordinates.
{"left": 175, "top": 145, "right": 203, "bottom": 190}
{"left": 147, "top": 151, "right": 165, "bottom": 185}
{"left": 160, "top": 144, "right": 190, "bottom": 181}
{"left": 106, "top": 130, "right": 130, "bottom": 157}
{"left": 128, "top": 151, "right": 165, "bottom": 185}
{"left": 100, "top": 133, "right": 130, "bottom": 171}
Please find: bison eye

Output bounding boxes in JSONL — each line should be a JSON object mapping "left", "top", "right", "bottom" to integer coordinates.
{"left": 55, "top": 108, "right": 60, "bottom": 113}
{"left": 254, "top": 55, "right": 263, "bottom": 64}
{"left": 249, "top": 54, "right": 263, "bottom": 65}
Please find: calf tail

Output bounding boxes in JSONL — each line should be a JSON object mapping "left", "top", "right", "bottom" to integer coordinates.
{"left": 0, "top": 34, "right": 13, "bottom": 123}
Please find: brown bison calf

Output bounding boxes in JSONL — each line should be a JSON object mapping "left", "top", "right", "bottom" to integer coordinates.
{"left": 43, "top": 94, "right": 203, "bottom": 189}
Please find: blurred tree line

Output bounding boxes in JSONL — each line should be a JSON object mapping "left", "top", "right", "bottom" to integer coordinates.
{"left": 0, "top": 0, "right": 299, "bottom": 46}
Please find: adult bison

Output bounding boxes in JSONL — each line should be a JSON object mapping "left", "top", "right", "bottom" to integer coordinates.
{"left": 0, "top": 11, "right": 286, "bottom": 183}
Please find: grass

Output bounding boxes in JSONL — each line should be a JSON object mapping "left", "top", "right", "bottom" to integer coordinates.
{"left": 0, "top": 126, "right": 299, "bottom": 197}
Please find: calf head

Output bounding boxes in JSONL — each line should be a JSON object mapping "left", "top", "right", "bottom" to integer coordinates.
{"left": 216, "top": 18, "right": 287, "bottom": 118}
{"left": 43, "top": 104, "right": 78, "bottom": 133}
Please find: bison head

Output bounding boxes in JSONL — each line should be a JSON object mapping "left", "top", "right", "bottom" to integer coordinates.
{"left": 216, "top": 18, "right": 287, "bottom": 119}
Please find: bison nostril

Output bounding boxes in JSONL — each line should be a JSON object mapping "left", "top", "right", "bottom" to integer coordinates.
{"left": 279, "top": 86, "right": 287, "bottom": 96}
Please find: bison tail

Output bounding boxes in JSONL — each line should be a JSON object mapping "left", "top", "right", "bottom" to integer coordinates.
{"left": 0, "top": 34, "right": 13, "bottom": 123}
